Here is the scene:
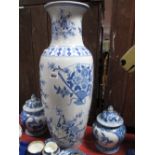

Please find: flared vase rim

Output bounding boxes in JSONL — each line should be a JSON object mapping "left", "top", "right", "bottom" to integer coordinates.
{"left": 44, "top": 1, "right": 89, "bottom": 9}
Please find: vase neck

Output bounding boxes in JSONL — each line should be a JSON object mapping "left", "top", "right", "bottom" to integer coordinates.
{"left": 46, "top": 4, "right": 88, "bottom": 47}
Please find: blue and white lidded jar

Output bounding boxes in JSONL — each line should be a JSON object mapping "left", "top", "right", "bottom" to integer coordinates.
{"left": 20, "top": 94, "right": 47, "bottom": 136}
{"left": 40, "top": 1, "right": 94, "bottom": 148}
{"left": 93, "top": 105, "right": 126, "bottom": 154}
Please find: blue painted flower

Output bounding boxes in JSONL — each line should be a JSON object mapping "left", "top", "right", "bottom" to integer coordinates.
{"left": 82, "top": 83, "right": 87, "bottom": 89}
{"left": 52, "top": 9, "right": 77, "bottom": 39}
{"left": 48, "top": 63, "right": 93, "bottom": 105}
{"left": 72, "top": 74, "right": 83, "bottom": 85}
{"left": 52, "top": 108, "right": 85, "bottom": 147}
{"left": 81, "top": 66, "right": 90, "bottom": 77}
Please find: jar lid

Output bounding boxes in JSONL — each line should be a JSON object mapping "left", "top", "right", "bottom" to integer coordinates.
{"left": 97, "top": 105, "right": 124, "bottom": 127}
{"left": 23, "top": 94, "right": 43, "bottom": 112}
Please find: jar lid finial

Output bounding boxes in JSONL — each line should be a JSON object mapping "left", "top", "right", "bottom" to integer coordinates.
{"left": 108, "top": 105, "right": 114, "bottom": 111}
{"left": 31, "top": 94, "right": 36, "bottom": 101}
{"left": 23, "top": 94, "right": 43, "bottom": 112}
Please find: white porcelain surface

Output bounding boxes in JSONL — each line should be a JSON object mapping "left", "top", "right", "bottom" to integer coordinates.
{"left": 40, "top": 1, "right": 93, "bottom": 148}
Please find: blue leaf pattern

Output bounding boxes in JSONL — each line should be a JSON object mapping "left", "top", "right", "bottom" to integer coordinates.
{"left": 47, "top": 108, "right": 85, "bottom": 148}
{"left": 52, "top": 9, "right": 77, "bottom": 39}
{"left": 48, "top": 63, "right": 93, "bottom": 105}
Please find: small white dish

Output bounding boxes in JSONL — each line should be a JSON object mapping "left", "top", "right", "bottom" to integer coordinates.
{"left": 27, "top": 141, "right": 44, "bottom": 155}
{"left": 43, "top": 141, "right": 60, "bottom": 155}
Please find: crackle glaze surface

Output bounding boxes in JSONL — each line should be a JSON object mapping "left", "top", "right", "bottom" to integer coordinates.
{"left": 40, "top": 1, "right": 93, "bottom": 148}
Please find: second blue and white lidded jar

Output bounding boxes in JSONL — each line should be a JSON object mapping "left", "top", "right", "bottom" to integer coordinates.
{"left": 20, "top": 94, "right": 47, "bottom": 136}
{"left": 40, "top": 1, "right": 94, "bottom": 149}
{"left": 93, "top": 106, "right": 126, "bottom": 154}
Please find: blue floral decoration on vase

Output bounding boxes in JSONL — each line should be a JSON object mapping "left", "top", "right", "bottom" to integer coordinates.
{"left": 47, "top": 107, "right": 85, "bottom": 148}
{"left": 47, "top": 63, "right": 93, "bottom": 105}
{"left": 52, "top": 9, "right": 77, "bottom": 39}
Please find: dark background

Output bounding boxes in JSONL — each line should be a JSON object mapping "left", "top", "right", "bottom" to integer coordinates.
{"left": 19, "top": 0, "right": 135, "bottom": 132}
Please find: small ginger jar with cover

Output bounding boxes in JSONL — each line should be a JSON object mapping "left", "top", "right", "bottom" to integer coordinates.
{"left": 20, "top": 94, "right": 47, "bottom": 136}
{"left": 93, "top": 105, "right": 126, "bottom": 154}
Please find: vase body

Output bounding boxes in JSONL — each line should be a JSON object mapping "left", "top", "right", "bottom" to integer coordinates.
{"left": 40, "top": 1, "right": 94, "bottom": 148}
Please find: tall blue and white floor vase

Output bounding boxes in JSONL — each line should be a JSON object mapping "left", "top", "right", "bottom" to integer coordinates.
{"left": 40, "top": 1, "right": 93, "bottom": 148}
